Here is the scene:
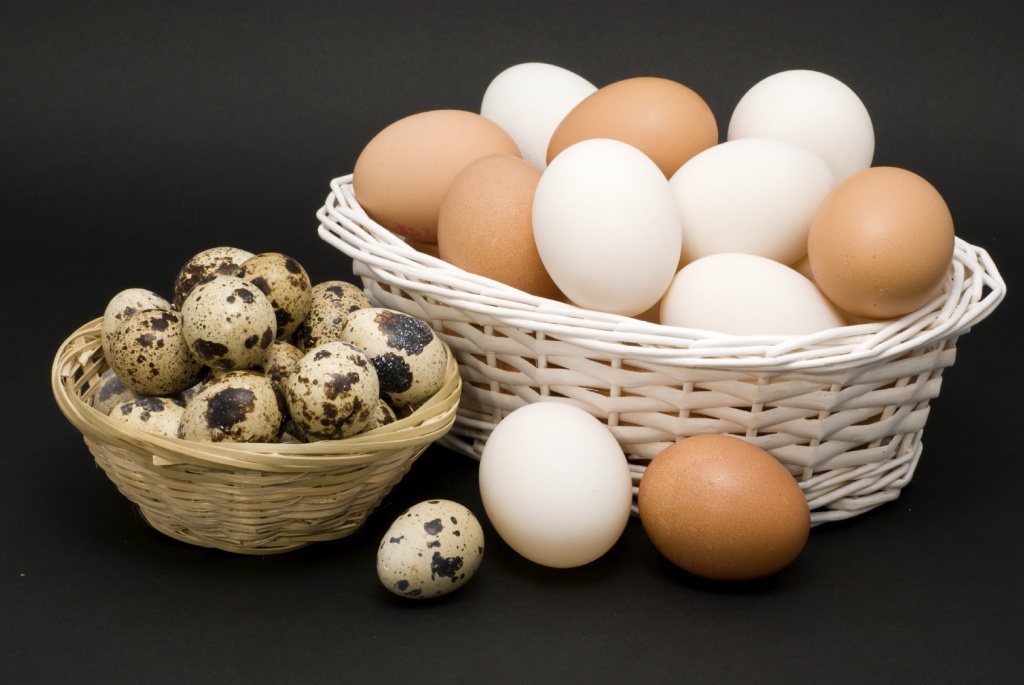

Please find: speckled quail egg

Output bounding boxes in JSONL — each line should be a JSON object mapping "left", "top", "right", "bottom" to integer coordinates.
{"left": 172, "top": 246, "right": 255, "bottom": 309}
{"left": 101, "top": 288, "right": 173, "bottom": 360}
{"left": 285, "top": 341, "right": 380, "bottom": 440}
{"left": 338, "top": 307, "right": 448, "bottom": 407}
{"left": 91, "top": 368, "right": 144, "bottom": 415}
{"left": 377, "top": 499, "right": 485, "bottom": 600}
{"left": 294, "top": 280, "right": 373, "bottom": 352}
{"left": 181, "top": 274, "right": 277, "bottom": 371}
{"left": 109, "top": 396, "right": 186, "bottom": 438}
{"left": 360, "top": 399, "right": 398, "bottom": 434}
{"left": 107, "top": 309, "right": 207, "bottom": 395}
{"left": 179, "top": 370, "right": 284, "bottom": 443}
{"left": 234, "top": 252, "right": 313, "bottom": 340}
{"left": 255, "top": 339, "right": 304, "bottom": 397}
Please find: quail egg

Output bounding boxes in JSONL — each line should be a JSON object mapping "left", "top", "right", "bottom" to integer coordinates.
{"left": 101, "top": 288, "right": 173, "bottom": 360}
{"left": 172, "top": 246, "right": 255, "bottom": 309}
{"left": 256, "top": 339, "right": 304, "bottom": 397}
{"left": 285, "top": 341, "right": 380, "bottom": 440}
{"left": 180, "top": 274, "right": 277, "bottom": 371}
{"left": 234, "top": 252, "right": 313, "bottom": 340}
{"left": 338, "top": 307, "right": 448, "bottom": 407}
{"left": 179, "top": 370, "right": 284, "bottom": 443}
{"left": 91, "top": 367, "right": 144, "bottom": 415}
{"left": 107, "top": 308, "right": 207, "bottom": 396}
{"left": 109, "top": 396, "right": 186, "bottom": 438}
{"left": 361, "top": 398, "right": 398, "bottom": 433}
{"left": 294, "top": 280, "right": 372, "bottom": 352}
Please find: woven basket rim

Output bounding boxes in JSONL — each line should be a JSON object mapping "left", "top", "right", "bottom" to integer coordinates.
{"left": 317, "top": 174, "right": 1006, "bottom": 373}
{"left": 52, "top": 317, "right": 462, "bottom": 473}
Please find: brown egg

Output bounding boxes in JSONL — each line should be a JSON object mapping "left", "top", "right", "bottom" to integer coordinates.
{"left": 637, "top": 434, "right": 810, "bottom": 582}
{"left": 352, "top": 109, "right": 522, "bottom": 243}
{"left": 437, "top": 154, "right": 562, "bottom": 300}
{"left": 546, "top": 76, "right": 718, "bottom": 178}
{"left": 807, "top": 166, "right": 955, "bottom": 320}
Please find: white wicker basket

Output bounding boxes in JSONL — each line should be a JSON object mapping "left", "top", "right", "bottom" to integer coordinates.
{"left": 317, "top": 174, "right": 1006, "bottom": 525}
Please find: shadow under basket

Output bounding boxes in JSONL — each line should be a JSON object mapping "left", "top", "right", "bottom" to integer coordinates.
{"left": 318, "top": 174, "right": 1007, "bottom": 526}
{"left": 52, "top": 318, "right": 462, "bottom": 554}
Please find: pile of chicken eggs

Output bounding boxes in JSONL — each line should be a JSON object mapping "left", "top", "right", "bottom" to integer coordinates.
{"left": 352, "top": 63, "right": 956, "bottom": 335}
{"left": 93, "top": 246, "right": 449, "bottom": 443}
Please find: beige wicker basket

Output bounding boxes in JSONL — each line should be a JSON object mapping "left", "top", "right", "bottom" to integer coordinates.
{"left": 52, "top": 317, "right": 462, "bottom": 554}
{"left": 317, "top": 174, "right": 1006, "bottom": 525}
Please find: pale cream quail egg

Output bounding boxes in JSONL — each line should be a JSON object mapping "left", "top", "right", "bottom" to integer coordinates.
{"left": 179, "top": 370, "right": 284, "bottom": 443}
{"left": 101, "top": 287, "right": 173, "bottom": 360}
{"left": 234, "top": 252, "right": 313, "bottom": 341}
{"left": 109, "top": 396, "right": 186, "bottom": 438}
{"left": 255, "top": 339, "right": 304, "bottom": 397}
{"left": 285, "top": 341, "right": 380, "bottom": 440}
{"left": 107, "top": 309, "right": 207, "bottom": 395}
{"left": 360, "top": 398, "right": 398, "bottom": 434}
{"left": 338, "top": 307, "right": 448, "bottom": 407}
{"left": 172, "top": 246, "right": 255, "bottom": 309}
{"left": 181, "top": 274, "right": 277, "bottom": 371}
{"left": 91, "top": 367, "right": 144, "bottom": 415}
{"left": 294, "top": 280, "right": 372, "bottom": 352}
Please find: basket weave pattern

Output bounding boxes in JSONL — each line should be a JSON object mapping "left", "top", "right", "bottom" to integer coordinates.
{"left": 53, "top": 318, "right": 462, "bottom": 553}
{"left": 318, "top": 175, "right": 1005, "bottom": 525}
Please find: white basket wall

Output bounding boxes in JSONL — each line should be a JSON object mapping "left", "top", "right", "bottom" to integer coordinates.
{"left": 317, "top": 174, "right": 1006, "bottom": 525}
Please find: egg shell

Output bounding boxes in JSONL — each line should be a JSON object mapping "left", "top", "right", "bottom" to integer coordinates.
{"left": 547, "top": 76, "right": 718, "bottom": 178}
{"left": 480, "top": 62, "right": 597, "bottom": 170}
{"left": 660, "top": 253, "right": 847, "bottom": 336}
{"left": 172, "top": 246, "right": 255, "bottom": 309}
{"left": 478, "top": 402, "right": 633, "bottom": 568}
{"left": 807, "top": 166, "right": 955, "bottom": 320}
{"left": 437, "top": 154, "right": 562, "bottom": 300}
{"left": 284, "top": 341, "right": 380, "bottom": 440}
{"left": 637, "top": 434, "right": 810, "bottom": 582}
{"left": 234, "top": 252, "right": 313, "bottom": 340}
{"left": 727, "top": 69, "right": 874, "bottom": 183}
{"left": 91, "top": 367, "right": 144, "bottom": 415}
{"left": 107, "top": 309, "right": 207, "bottom": 396}
{"left": 255, "top": 340, "right": 304, "bottom": 397}
{"left": 377, "top": 499, "right": 485, "bottom": 600}
{"left": 101, "top": 288, "right": 173, "bottom": 360}
{"left": 669, "top": 138, "right": 836, "bottom": 267}
{"left": 360, "top": 399, "right": 398, "bottom": 434}
{"left": 532, "top": 138, "right": 682, "bottom": 317}
{"left": 293, "top": 281, "right": 372, "bottom": 352}
{"left": 179, "top": 370, "right": 284, "bottom": 443}
{"left": 181, "top": 274, "right": 277, "bottom": 371}
{"left": 109, "top": 396, "right": 186, "bottom": 438}
{"left": 338, "top": 307, "right": 448, "bottom": 408}
{"left": 352, "top": 109, "right": 522, "bottom": 243}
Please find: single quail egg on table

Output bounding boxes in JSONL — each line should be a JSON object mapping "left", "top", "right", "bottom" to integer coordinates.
{"left": 284, "top": 341, "right": 380, "bottom": 440}
{"left": 179, "top": 370, "right": 284, "bottom": 443}
{"left": 109, "top": 396, "right": 186, "bottom": 438}
{"left": 106, "top": 309, "right": 207, "bottom": 396}
{"left": 180, "top": 275, "right": 277, "bottom": 372}
{"left": 101, "top": 288, "right": 173, "bottom": 360}
{"left": 294, "top": 280, "right": 373, "bottom": 352}
{"left": 234, "top": 252, "right": 313, "bottom": 341}
{"left": 171, "top": 246, "right": 255, "bottom": 309}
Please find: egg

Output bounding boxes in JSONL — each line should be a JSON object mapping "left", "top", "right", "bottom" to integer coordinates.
{"left": 101, "top": 288, "right": 173, "bottom": 360}
{"left": 180, "top": 274, "right": 277, "bottom": 371}
{"left": 179, "top": 370, "right": 284, "bottom": 443}
{"left": 171, "top": 246, "right": 255, "bottom": 309}
{"left": 807, "top": 166, "right": 955, "bottom": 320}
{"left": 91, "top": 368, "right": 144, "bottom": 415}
{"left": 377, "top": 499, "right": 485, "bottom": 600}
{"left": 478, "top": 402, "right": 633, "bottom": 568}
{"left": 361, "top": 399, "right": 398, "bottom": 433}
{"left": 338, "top": 307, "right": 448, "bottom": 408}
{"left": 532, "top": 138, "right": 682, "bottom": 316}
{"left": 284, "top": 341, "right": 380, "bottom": 440}
{"left": 660, "top": 253, "right": 847, "bottom": 336}
{"left": 352, "top": 109, "right": 522, "bottom": 243}
{"left": 255, "top": 339, "right": 304, "bottom": 397}
{"left": 638, "top": 435, "right": 810, "bottom": 581}
{"left": 479, "top": 62, "right": 597, "bottom": 170}
{"left": 437, "top": 154, "right": 562, "bottom": 299}
{"left": 727, "top": 69, "right": 874, "bottom": 182}
{"left": 107, "top": 309, "right": 207, "bottom": 396}
{"left": 547, "top": 76, "right": 718, "bottom": 178}
{"left": 109, "top": 396, "right": 186, "bottom": 438}
{"left": 234, "top": 252, "right": 313, "bottom": 340}
{"left": 669, "top": 138, "right": 836, "bottom": 267}
{"left": 294, "top": 280, "right": 373, "bottom": 352}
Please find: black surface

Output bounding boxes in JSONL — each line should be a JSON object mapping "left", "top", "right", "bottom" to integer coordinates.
{"left": 3, "top": 2, "right": 1022, "bottom": 683}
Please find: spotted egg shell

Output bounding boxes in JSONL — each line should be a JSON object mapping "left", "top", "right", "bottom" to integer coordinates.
{"left": 255, "top": 339, "right": 304, "bottom": 397}
{"left": 179, "top": 370, "right": 284, "bottom": 443}
{"left": 360, "top": 399, "right": 398, "bottom": 434}
{"left": 101, "top": 288, "right": 173, "bottom": 360}
{"left": 181, "top": 274, "right": 277, "bottom": 371}
{"left": 234, "top": 252, "right": 313, "bottom": 341}
{"left": 172, "top": 246, "right": 255, "bottom": 309}
{"left": 91, "top": 368, "right": 144, "bottom": 415}
{"left": 294, "top": 280, "right": 373, "bottom": 352}
{"left": 284, "top": 341, "right": 380, "bottom": 440}
{"left": 338, "top": 307, "right": 448, "bottom": 407}
{"left": 109, "top": 396, "right": 186, "bottom": 438}
{"left": 377, "top": 499, "right": 485, "bottom": 600}
{"left": 107, "top": 309, "right": 207, "bottom": 396}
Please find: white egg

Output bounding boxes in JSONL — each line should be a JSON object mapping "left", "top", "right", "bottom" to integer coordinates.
{"left": 670, "top": 138, "right": 836, "bottom": 266}
{"left": 478, "top": 402, "right": 633, "bottom": 569}
{"left": 480, "top": 62, "right": 597, "bottom": 170}
{"left": 532, "top": 138, "right": 682, "bottom": 317}
{"left": 659, "top": 253, "right": 847, "bottom": 336}
{"left": 727, "top": 69, "right": 874, "bottom": 182}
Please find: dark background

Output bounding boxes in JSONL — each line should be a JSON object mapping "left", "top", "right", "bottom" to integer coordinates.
{"left": 3, "top": 1, "right": 1021, "bottom": 682}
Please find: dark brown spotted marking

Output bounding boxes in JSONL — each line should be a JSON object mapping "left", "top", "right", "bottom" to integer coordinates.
{"left": 324, "top": 372, "right": 360, "bottom": 399}
{"left": 204, "top": 387, "right": 257, "bottom": 439}
{"left": 192, "top": 338, "right": 230, "bottom": 362}
{"left": 375, "top": 310, "right": 434, "bottom": 355}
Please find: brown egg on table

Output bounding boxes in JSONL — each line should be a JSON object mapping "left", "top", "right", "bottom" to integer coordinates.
{"left": 437, "top": 154, "right": 563, "bottom": 300}
{"left": 637, "top": 434, "right": 810, "bottom": 582}
{"left": 352, "top": 109, "right": 522, "bottom": 243}
{"left": 546, "top": 76, "right": 719, "bottom": 178}
{"left": 807, "top": 166, "right": 955, "bottom": 320}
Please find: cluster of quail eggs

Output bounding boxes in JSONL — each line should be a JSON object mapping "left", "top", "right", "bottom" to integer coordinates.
{"left": 93, "top": 246, "right": 450, "bottom": 444}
